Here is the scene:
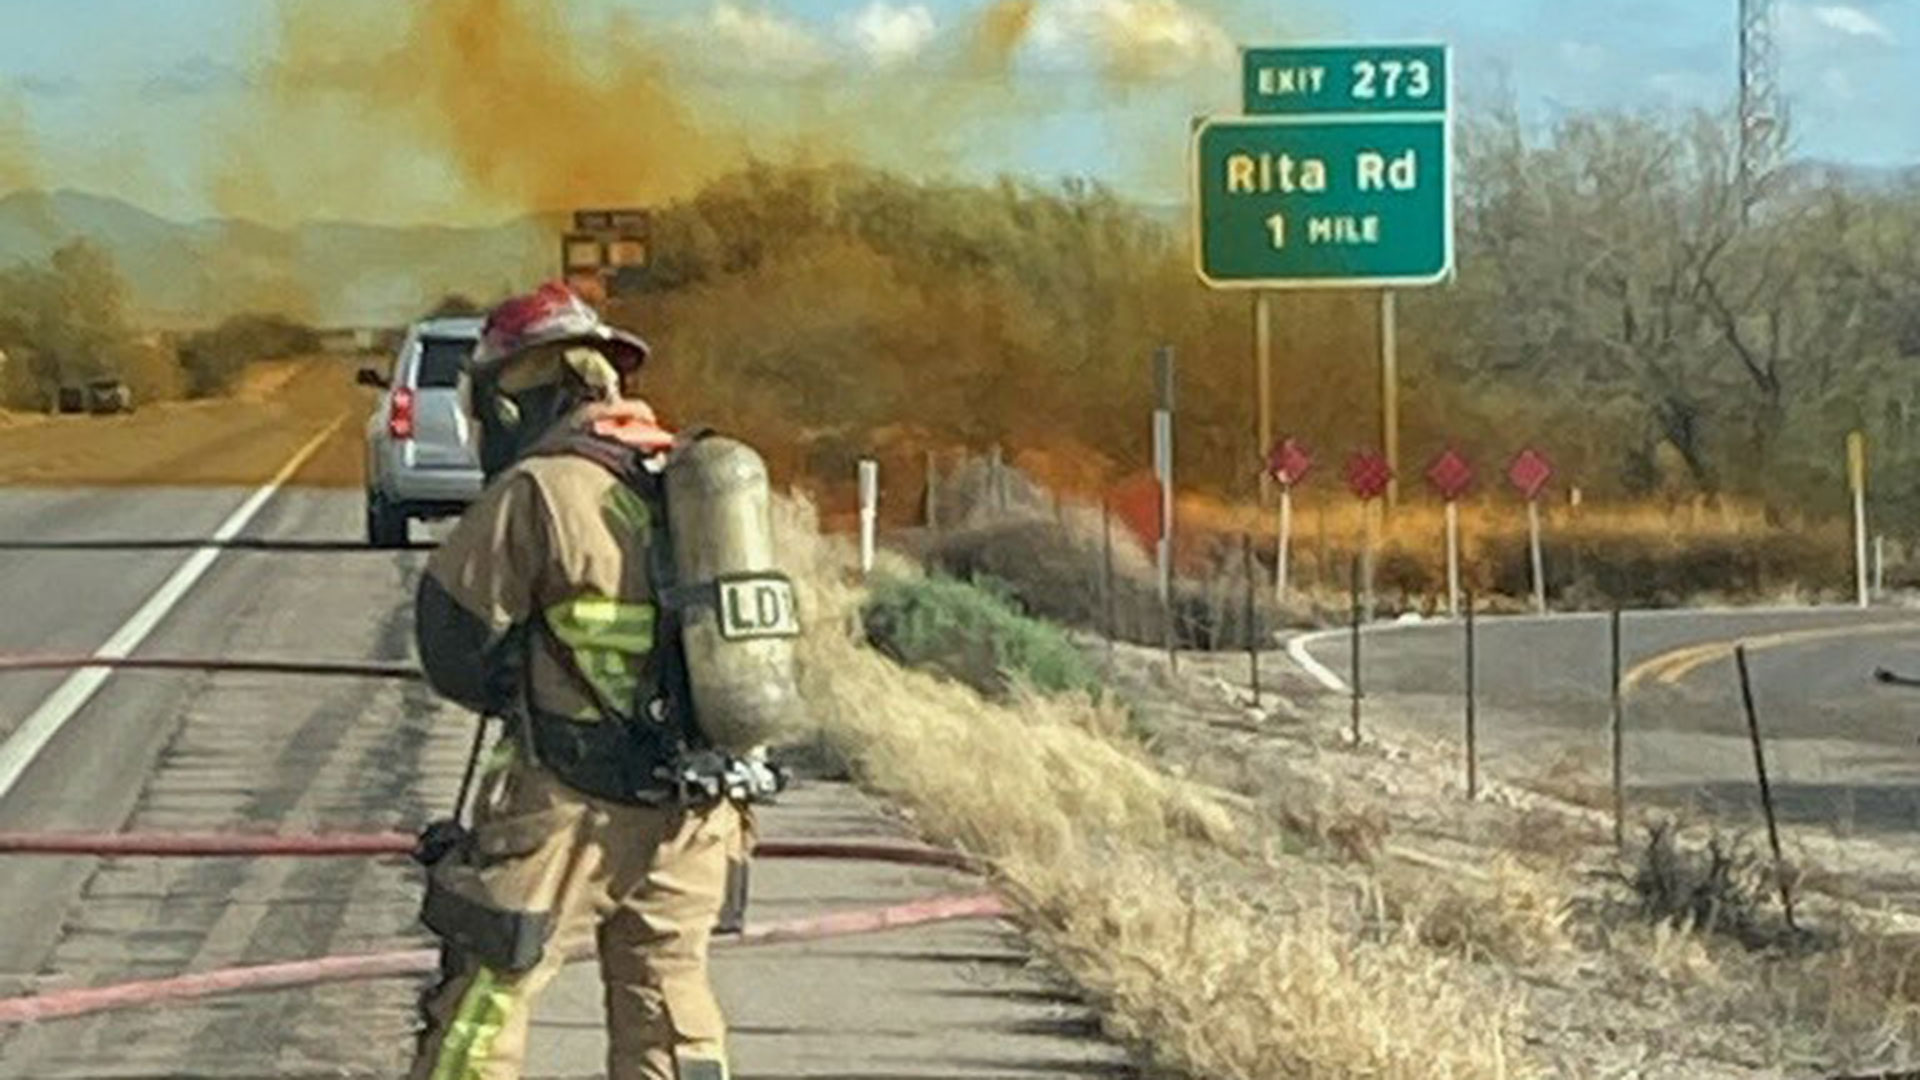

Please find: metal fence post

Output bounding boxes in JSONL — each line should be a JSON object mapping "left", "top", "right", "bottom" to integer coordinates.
{"left": 925, "top": 450, "right": 939, "bottom": 531}
{"left": 1464, "top": 590, "right": 1477, "bottom": 799}
{"left": 1735, "top": 645, "right": 1797, "bottom": 931}
{"left": 1242, "top": 532, "right": 1260, "bottom": 708}
{"left": 1102, "top": 498, "right": 1116, "bottom": 675}
{"left": 1350, "top": 555, "right": 1363, "bottom": 745}
{"left": 1610, "top": 608, "right": 1625, "bottom": 851}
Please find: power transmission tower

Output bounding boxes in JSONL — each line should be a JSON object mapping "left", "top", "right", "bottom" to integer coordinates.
{"left": 1738, "top": 0, "right": 1783, "bottom": 217}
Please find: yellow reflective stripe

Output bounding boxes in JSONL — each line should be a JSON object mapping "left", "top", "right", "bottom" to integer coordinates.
{"left": 604, "top": 485, "right": 652, "bottom": 535}
{"left": 546, "top": 595, "right": 655, "bottom": 653}
{"left": 481, "top": 741, "right": 515, "bottom": 775}
{"left": 545, "top": 594, "right": 654, "bottom": 717}
{"left": 428, "top": 967, "right": 514, "bottom": 1080}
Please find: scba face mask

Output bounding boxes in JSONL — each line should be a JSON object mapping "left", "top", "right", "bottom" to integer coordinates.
{"left": 464, "top": 372, "right": 578, "bottom": 481}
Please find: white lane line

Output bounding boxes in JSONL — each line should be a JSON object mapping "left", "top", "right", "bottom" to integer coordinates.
{"left": 0, "top": 414, "right": 347, "bottom": 804}
{"left": 1280, "top": 603, "right": 1917, "bottom": 696}
{"left": 1285, "top": 630, "right": 1349, "bottom": 693}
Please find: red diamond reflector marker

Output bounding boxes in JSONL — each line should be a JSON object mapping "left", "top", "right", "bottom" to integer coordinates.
{"left": 1345, "top": 451, "right": 1393, "bottom": 501}
{"left": 1508, "top": 448, "right": 1554, "bottom": 501}
{"left": 1267, "top": 438, "right": 1313, "bottom": 487}
{"left": 1425, "top": 448, "right": 1474, "bottom": 501}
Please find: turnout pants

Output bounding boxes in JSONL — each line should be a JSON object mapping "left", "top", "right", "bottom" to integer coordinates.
{"left": 407, "top": 758, "right": 747, "bottom": 1080}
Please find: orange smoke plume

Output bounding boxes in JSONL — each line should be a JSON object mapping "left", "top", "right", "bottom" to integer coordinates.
{"left": 222, "top": 0, "right": 735, "bottom": 225}
{"left": 971, "top": 0, "right": 1038, "bottom": 73}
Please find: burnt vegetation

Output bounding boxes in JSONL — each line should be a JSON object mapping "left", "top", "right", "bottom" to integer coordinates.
{"left": 608, "top": 110, "right": 1920, "bottom": 538}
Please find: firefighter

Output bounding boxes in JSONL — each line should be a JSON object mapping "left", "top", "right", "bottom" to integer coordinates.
{"left": 406, "top": 282, "right": 781, "bottom": 1080}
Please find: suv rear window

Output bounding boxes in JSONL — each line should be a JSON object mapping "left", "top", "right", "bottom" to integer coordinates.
{"left": 415, "top": 337, "right": 474, "bottom": 388}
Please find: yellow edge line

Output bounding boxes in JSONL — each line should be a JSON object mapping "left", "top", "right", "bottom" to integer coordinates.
{"left": 1623, "top": 620, "right": 1920, "bottom": 692}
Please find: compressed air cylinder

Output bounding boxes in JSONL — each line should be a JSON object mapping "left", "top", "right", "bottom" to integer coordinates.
{"left": 664, "top": 436, "right": 804, "bottom": 752}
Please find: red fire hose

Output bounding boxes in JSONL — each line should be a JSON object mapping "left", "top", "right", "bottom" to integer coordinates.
{"left": 0, "top": 834, "right": 1005, "bottom": 1026}
{"left": 0, "top": 832, "right": 984, "bottom": 872}
{"left": 0, "top": 889, "right": 1007, "bottom": 1026}
{"left": 0, "top": 654, "right": 1007, "bottom": 1025}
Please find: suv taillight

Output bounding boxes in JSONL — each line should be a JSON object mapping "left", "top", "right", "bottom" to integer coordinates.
{"left": 388, "top": 387, "right": 416, "bottom": 440}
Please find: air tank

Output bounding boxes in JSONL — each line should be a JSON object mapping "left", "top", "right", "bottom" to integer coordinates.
{"left": 663, "top": 435, "right": 803, "bottom": 752}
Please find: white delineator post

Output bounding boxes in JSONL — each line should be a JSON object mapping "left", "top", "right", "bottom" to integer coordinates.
{"left": 1527, "top": 498, "right": 1546, "bottom": 615}
{"left": 1275, "top": 484, "right": 1293, "bottom": 604}
{"left": 858, "top": 458, "right": 879, "bottom": 577}
{"left": 1445, "top": 498, "right": 1461, "bottom": 618}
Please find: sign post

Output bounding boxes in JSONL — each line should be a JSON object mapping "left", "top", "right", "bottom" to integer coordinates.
{"left": 1849, "top": 430, "right": 1869, "bottom": 609}
{"left": 1381, "top": 290, "right": 1400, "bottom": 512}
{"left": 1425, "top": 447, "right": 1474, "bottom": 617}
{"left": 1254, "top": 293, "right": 1274, "bottom": 507}
{"left": 1267, "top": 437, "right": 1313, "bottom": 603}
{"left": 1198, "top": 44, "right": 1451, "bottom": 527}
{"left": 563, "top": 207, "right": 652, "bottom": 302}
{"left": 1508, "top": 448, "right": 1554, "bottom": 614}
{"left": 1346, "top": 450, "right": 1393, "bottom": 619}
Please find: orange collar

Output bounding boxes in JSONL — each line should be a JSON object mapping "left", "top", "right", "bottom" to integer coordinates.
{"left": 584, "top": 401, "right": 675, "bottom": 453}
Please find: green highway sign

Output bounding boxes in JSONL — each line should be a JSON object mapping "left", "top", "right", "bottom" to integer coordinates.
{"left": 1242, "top": 44, "right": 1447, "bottom": 115}
{"left": 1195, "top": 43, "right": 1452, "bottom": 289}
{"left": 1193, "top": 116, "right": 1450, "bottom": 288}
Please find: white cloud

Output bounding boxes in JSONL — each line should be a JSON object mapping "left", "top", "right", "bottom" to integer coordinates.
{"left": 844, "top": 2, "right": 938, "bottom": 67}
{"left": 1026, "top": 0, "right": 1234, "bottom": 78}
{"left": 1811, "top": 4, "right": 1896, "bottom": 43}
{"left": 1781, "top": 2, "right": 1898, "bottom": 49}
{"left": 704, "top": 3, "right": 832, "bottom": 69}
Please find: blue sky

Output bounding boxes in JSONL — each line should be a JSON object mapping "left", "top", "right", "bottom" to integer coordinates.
{"left": 0, "top": 0, "right": 1911, "bottom": 225}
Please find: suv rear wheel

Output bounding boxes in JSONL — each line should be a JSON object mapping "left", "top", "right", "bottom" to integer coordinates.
{"left": 366, "top": 491, "right": 409, "bottom": 549}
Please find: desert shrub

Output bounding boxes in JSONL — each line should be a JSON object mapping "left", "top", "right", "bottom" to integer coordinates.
{"left": 1630, "top": 821, "right": 1798, "bottom": 950}
{"left": 177, "top": 313, "right": 319, "bottom": 398}
{"left": 1487, "top": 528, "right": 1848, "bottom": 608}
{"left": 0, "top": 241, "right": 139, "bottom": 408}
{"left": 115, "top": 340, "right": 184, "bottom": 405}
{"left": 860, "top": 572, "right": 1101, "bottom": 700}
{"left": 916, "top": 458, "right": 1287, "bottom": 648}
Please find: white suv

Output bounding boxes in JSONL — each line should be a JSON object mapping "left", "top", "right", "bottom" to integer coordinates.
{"left": 358, "top": 317, "right": 485, "bottom": 547}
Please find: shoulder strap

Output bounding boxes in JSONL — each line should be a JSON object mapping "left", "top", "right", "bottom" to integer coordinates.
{"left": 527, "top": 431, "right": 661, "bottom": 499}
{"left": 523, "top": 430, "right": 699, "bottom": 749}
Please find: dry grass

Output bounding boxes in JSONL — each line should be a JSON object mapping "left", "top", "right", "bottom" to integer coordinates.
{"left": 769, "top": 493, "right": 1542, "bottom": 1078}
{"left": 766, "top": 488, "right": 1920, "bottom": 1076}
{"left": 0, "top": 356, "right": 368, "bottom": 488}
{"left": 1384, "top": 856, "right": 1576, "bottom": 968}
{"left": 1171, "top": 490, "right": 1849, "bottom": 612}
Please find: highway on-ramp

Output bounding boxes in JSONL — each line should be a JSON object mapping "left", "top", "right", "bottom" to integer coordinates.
{"left": 1292, "top": 607, "right": 1920, "bottom": 836}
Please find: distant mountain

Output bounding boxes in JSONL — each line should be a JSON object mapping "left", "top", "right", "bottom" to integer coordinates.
{"left": 0, "top": 190, "right": 555, "bottom": 329}
{"left": 1780, "top": 160, "right": 1920, "bottom": 192}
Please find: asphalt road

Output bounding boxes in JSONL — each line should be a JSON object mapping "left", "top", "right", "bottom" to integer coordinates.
{"left": 1297, "top": 607, "right": 1920, "bottom": 835}
{"left": 0, "top": 485, "right": 374, "bottom": 982}
{"left": 0, "top": 476, "right": 464, "bottom": 1076}
{"left": 0, "top": 475, "right": 1122, "bottom": 1078}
